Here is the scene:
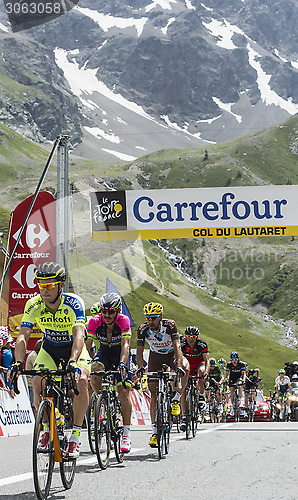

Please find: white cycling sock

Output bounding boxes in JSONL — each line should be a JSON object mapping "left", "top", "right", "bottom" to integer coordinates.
{"left": 123, "top": 425, "right": 130, "bottom": 438}
{"left": 172, "top": 391, "right": 181, "bottom": 402}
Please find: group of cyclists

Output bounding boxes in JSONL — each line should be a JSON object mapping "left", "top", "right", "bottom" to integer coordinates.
{"left": 8, "top": 260, "right": 285, "bottom": 460}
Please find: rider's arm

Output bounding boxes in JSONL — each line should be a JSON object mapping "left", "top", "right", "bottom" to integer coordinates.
{"left": 203, "top": 351, "right": 210, "bottom": 375}
{"left": 224, "top": 368, "right": 230, "bottom": 382}
{"left": 120, "top": 336, "right": 130, "bottom": 365}
{"left": 241, "top": 368, "right": 246, "bottom": 383}
{"left": 136, "top": 343, "right": 145, "bottom": 369}
{"left": 85, "top": 337, "right": 93, "bottom": 356}
{"left": 69, "top": 324, "right": 85, "bottom": 363}
{"left": 172, "top": 337, "right": 184, "bottom": 369}
{"left": 14, "top": 326, "right": 32, "bottom": 363}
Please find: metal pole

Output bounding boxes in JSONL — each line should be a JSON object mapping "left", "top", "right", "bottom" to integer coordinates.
{"left": 56, "top": 135, "right": 70, "bottom": 291}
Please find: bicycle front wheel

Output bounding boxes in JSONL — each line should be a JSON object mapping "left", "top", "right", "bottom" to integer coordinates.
{"left": 191, "top": 393, "right": 198, "bottom": 437}
{"left": 156, "top": 393, "right": 165, "bottom": 459}
{"left": 185, "top": 393, "right": 192, "bottom": 439}
{"left": 95, "top": 394, "right": 110, "bottom": 469}
{"left": 86, "top": 392, "right": 97, "bottom": 454}
{"left": 33, "top": 399, "right": 55, "bottom": 500}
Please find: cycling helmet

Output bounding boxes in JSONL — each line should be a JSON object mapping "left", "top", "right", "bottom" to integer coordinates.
{"left": 90, "top": 302, "right": 101, "bottom": 316}
{"left": 218, "top": 358, "right": 226, "bottom": 364}
{"left": 292, "top": 374, "right": 298, "bottom": 380}
{"left": 278, "top": 369, "right": 285, "bottom": 374}
{"left": 100, "top": 292, "right": 122, "bottom": 311}
{"left": 230, "top": 351, "right": 239, "bottom": 359}
{"left": 35, "top": 262, "right": 66, "bottom": 282}
{"left": 184, "top": 326, "right": 200, "bottom": 337}
{"left": 210, "top": 358, "right": 216, "bottom": 366}
{"left": 143, "top": 302, "right": 163, "bottom": 317}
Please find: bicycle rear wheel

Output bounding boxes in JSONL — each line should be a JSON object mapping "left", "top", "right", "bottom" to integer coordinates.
{"left": 95, "top": 394, "right": 110, "bottom": 469}
{"left": 60, "top": 456, "right": 76, "bottom": 489}
{"left": 33, "top": 399, "right": 55, "bottom": 500}
{"left": 156, "top": 393, "right": 165, "bottom": 459}
{"left": 86, "top": 392, "right": 97, "bottom": 454}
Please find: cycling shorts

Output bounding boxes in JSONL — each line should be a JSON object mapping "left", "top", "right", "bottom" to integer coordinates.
{"left": 34, "top": 343, "right": 91, "bottom": 373}
{"left": 91, "top": 348, "right": 133, "bottom": 386}
{"left": 245, "top": 379, "right": 258, "bottom": 393}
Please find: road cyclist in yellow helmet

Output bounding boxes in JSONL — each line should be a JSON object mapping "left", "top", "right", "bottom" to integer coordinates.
{"left": 136, "top": 302, "right": 190, "bottom": 448}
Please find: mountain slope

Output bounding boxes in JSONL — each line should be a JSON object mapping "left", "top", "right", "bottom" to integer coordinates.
{"left": 0, "top": 0, "right": 297, "bottom": 161}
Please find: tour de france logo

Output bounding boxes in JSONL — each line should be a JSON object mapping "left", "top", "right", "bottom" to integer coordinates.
{"left": 90, "top": 191, "right": 127, "bottom": 231}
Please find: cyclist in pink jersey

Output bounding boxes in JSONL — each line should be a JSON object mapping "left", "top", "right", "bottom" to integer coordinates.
{"left": 86, "top": 292, "right": 133, "bottom": 453}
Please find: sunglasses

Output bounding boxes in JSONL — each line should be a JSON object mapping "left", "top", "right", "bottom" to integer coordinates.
{"left": 37, "top": 282, "right": 60, "bottom": 290}
{"left": 101, "top": 308, "right": 117, "bottom": 315}
{"left": 146, "top": 316, "right": 159, "bottom": 320}
{"left": 186, "top": 335, "right": 198, "bottom": 339}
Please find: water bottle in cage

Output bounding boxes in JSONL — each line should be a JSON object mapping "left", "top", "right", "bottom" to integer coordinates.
{"left": 55, "top": 407, "right": 65, "bottom": 439}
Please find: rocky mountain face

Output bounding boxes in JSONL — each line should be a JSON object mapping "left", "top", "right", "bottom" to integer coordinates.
{"left": 0, "top": 0, "right": 297, "bottom": 160}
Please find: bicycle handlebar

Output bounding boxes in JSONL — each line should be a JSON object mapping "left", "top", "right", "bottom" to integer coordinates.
{"left": 15, "top": 368, "right": 79, "bottom": 396}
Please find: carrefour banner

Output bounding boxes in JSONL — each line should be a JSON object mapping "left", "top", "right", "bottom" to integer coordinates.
{"left": 90, "top": 185, "right": 298, "bottom": 241}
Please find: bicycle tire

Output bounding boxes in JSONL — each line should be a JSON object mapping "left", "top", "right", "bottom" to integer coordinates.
{"left": 156, "top": 393, "right": 165, "bottom": 459}
{"left": 113, "top": 398, "right": 124, "bottom": 464}
{"left": 33, "top": 399, "right": 55, "bottom": 500}
{"left": 192, "top": 392, "right": 198, "bottom": 437}
{"left": 87, "top": 392, "right": 97, "bottom": 454}
{"left": 164, "top": 397, "right": 171, "bottom": 454}
{"left": 185, "top": 393, "right": 191, "bottom": 439}
{"left": 95, "top": 394, "right": 110, "bottom": 469}
{"left": 60, "top": 456, "right": 76, "bottom": 489}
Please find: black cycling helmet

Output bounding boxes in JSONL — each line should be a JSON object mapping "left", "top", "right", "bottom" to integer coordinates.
{"left": 184, "top": 326, "right": 200, "bottom": 337}
{"left": 100, "top": 292, "right": 122, "bottom": 311}
{"left": 210, "top": 358, "right": 216, "bottom": 365}
{"left": 35, "top": 262, "right": 66, "bottom": 282}
{"left": 230, "top": 351, "right": 239, "bottom": 359}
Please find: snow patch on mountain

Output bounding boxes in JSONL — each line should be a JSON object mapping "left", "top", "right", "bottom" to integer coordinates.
{"left": 247, "top": 45, "right": 298, "bottom": 115}
{"left": 84, "top": 126, "right": 121, "bottom": 144}
{"left": 76, "top": 6, "right": 148, "bottom": 37}
{"left": 145, "top": 0, "right": 177, "bottom": 13}
{"left": 101, "top": 148, "right": 137, "bottom": 161}
{"left": 54, "top": 48, "right": 157, "bottom": 122}
{"left": 202, "top": 18, "right": 245, "bottom": 50}
{"left": 212, "top": 97, "right": 242, "bottom": 123}
{"left": 161, "top": 17, "right": 176, "bottom": 34}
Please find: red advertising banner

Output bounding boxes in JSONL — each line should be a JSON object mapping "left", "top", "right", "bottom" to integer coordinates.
{"left": 8, "top": 191, "right": 56, "bottom": 340}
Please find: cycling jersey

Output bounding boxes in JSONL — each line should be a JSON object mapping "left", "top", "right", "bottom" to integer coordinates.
{"left": 180, "top": 335, "right": 208, "bottom": 376}
{"left": 137, "top": 319, "right": 179, "bottom": 354}
{"left": 275, "top": 375, "right": 291, "bottom": 395}
{"left": 87, "top": 313, "right": 131, "bottom": 355}
{"left": 21, "top": 293, "right": 86, "bottom": 350}
{"left": 209, "top": 366, "right": 222, "bottom": 386}
{"left": 226, "top": 360, "right": 246, "bottom": 385}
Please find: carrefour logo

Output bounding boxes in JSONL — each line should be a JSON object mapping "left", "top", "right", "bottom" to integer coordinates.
{"left": 0, "top": 404, "right": 32, "bottom": 426}
{"left": 133, "top": 192, "right": 287, "bottom": 224}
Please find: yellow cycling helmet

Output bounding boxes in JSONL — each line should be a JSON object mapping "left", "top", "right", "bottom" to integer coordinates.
{"left": 143, "top": 302, "right": 163, "bottom": 317}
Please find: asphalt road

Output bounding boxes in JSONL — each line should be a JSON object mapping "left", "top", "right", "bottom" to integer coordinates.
{"left": 1, "top": 422, "right": 298, "bottom": 500}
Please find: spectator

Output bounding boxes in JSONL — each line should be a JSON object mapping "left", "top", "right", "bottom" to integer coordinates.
{"left": 0, "top": 333, "right": 14, "bottom": 385}
{"left": 25, "top": 339, "right": 42, "bottom": 417}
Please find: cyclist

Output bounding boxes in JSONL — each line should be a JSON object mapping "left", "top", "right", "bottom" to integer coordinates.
{"left": 8, "top": 262, "right": 91, "bottom": 458}
{"left": 208, "top": 358, "right": 224, "bottom": 414}
{"left": 224, "top": 352, "right": 246, "bottom": 415}
{"left": 86, "top": 292, "right": 133, "bottom": 453}
{"left": 244, "top": 367, "right": 260, "bottom": 414}
{"left": 136, "top": 302, "right": 189, "bottom": 448}
{"left": 275, "top": 368, "right": 292, "bottom": 420}
{"left": 180, "top": 326, "right": 210, "bottom": 412}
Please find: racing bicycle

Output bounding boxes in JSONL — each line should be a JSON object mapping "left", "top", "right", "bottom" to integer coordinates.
{"left": 147, "top": 369, "right": 175, "bottom": 459}
{"left": 13, "top": 365, "right": 78, "bottom": 500}
{"left": 184, "top": 375, "right": 199, "bottom": 438}
{"left": 90, "top": 370, "right": 124, "bottom": 469}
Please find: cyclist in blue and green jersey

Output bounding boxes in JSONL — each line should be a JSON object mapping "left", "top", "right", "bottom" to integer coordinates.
{"left": 9, "top": 262, "right": 90, "bottom": 458}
